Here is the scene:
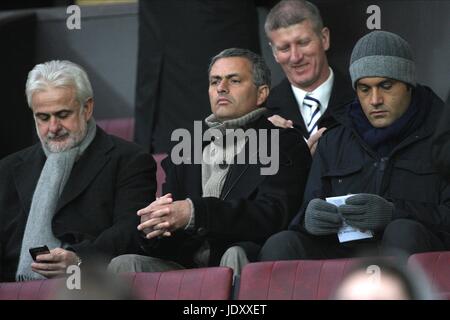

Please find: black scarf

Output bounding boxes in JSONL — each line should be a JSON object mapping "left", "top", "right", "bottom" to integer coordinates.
{"left": 349, "top": 89, "right": 420, "bottom": 157}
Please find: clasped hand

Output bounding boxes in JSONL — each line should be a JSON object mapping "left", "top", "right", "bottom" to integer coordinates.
{"left": 137, "top": 193, "right": 191, "bottom": 240}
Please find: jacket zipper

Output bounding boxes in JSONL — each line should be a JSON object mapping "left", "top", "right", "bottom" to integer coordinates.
{"left": 376, "top": 157, "right": 388, "bottom": 194}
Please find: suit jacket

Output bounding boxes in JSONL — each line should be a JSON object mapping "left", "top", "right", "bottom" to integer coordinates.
{"left": 0, "top": 127, "right": 156, "bottom": 281}
{"left": 140, "top": 115, "right": 311, "bottom": 267}
{"left": 266, "top": 69, "right": 355, "bottom": 138}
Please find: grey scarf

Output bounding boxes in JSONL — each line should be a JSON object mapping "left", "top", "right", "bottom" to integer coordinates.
{"left": 202, "top": 108, "right": 267, "bottom": 198}
{"left": 16, "top": 119, "right": 97, "bottom": 281}
{"left": 193, "top": 108, "right": 267, "bottom": 267}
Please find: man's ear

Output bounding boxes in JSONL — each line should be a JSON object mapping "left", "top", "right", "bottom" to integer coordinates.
{"left": 83, "top": 98, "right": 94, "bottom": 121}
{"left": 256, "top": 85, "right": 270, "bottom": 106}
{"left": 269, "top": 42, "right": 279, "bottom": 63}
{"left": 321, "top": 27, "right": 330, "bottom": 51}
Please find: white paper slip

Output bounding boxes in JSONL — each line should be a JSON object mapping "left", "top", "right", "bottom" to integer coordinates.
{"left": 337, "top": 223, "right": 373, "bottom": 243}
{"left": 326, "top": 195, "right": 374, "bottom": 243}
{"left": 325, "top": 195, "right": 352, "bottom": 207}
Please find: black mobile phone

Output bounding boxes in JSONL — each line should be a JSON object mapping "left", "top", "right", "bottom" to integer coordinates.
{"left": 29, "top": 245, "right": 50, "bottom": 261}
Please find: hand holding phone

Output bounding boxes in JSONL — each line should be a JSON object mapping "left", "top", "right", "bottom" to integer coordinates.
{"left": 29, "top": 245, "right": 50, "bottom": 261}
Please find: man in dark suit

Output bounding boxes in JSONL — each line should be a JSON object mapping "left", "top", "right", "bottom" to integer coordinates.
{"left": 109, "top": 48, "right": 311, "bottom": 276}
{"left": 264, "top": 0, "right": 354, "bottom": 154}
{"left": 0, "top": 60, "right": 156, "bottom": 282}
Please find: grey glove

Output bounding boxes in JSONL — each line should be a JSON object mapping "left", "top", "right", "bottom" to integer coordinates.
{"left": 305, "top": 199, "right": 342, "bottom": 235}
{"left": 338, "top": 194, "right": 393, "bottom": 231}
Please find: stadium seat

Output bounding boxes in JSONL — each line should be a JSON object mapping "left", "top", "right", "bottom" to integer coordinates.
{"left": 96, "top": 117, "right": 167, "bottom": 197}
{"left": 0, "top": 267, "right": 233, "bottom": 300}
{"left": 408, "top": 251, "right": 450, "bottom": 299}
{"left": 97, "top": 117, "right": 135, "bottom": 142}
{"left": 152, "top": 153, "right": 167, "bottom": 197}
{"left": 125, "top": 267, "right": 233, "bottom": 300}
{"left": 0, "top": 278, "right": 64, "bottom": 300}
{"left": 237, "top": 259, "right": 362, "bottom": 300}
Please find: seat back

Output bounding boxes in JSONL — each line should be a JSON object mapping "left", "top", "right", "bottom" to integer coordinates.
{"left": 152, "top": 153, "right": 167, "bottom": 197}
{"left": 237, "top": 259, "right": 363, "bottom": 300}
{"left": 0, "top": 278, "right": 65, "bottom": 300}
{"left": 97, "top": 117, "right": 135, "bottom": 142}
{"left": 125, "top": 267, "right": 233, "bottom": 300}
{"left": 408, "top": 251, "right": 450, "bottom": 299}
{"left": 96, "top": 118, "right": 167, "bottom": 197}
{"left": 0, "top": 267, "right": 233, "bottom": 300}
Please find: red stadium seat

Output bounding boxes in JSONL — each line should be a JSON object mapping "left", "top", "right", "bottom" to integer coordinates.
{"left": 97, "top": 117, "right": 135, "bottom": 142}
{"left": 408, "top": 251, "right": 450, "bottom": 299}
{"left": 237, "top": 259, "right": 363, "bottom": 300}
{"left": 96, "top": 117, "right": 167, "bottom": 197}
{"left": 125, "top": 267, "right": 233, "bottom": 300}
{"left": 0, "top": 267, "right": 233, "bottom": 300}
{"left": 0, "top": 278, "right": 64, "bottom": 300}
{"left": 152, "top": 153, "right": 167, "bottom": 197}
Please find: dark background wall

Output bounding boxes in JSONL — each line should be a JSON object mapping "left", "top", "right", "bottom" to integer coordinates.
{"left": 0, "top": 12, "right": 36, "bottom": 159}
{"left": 33, "top": 4, "right": 138, "bottom": 120}
{"left": 1, "top": 0, "right": 449, "bottom": 158}
{"left": 381, "top": 0, "right": 450, "bottom": 103}
{"left": 0, "top": 3, "right": 138, "bottom": 159}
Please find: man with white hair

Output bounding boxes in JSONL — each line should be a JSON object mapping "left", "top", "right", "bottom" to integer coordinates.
{"left": 0, "top": 60, "right": 156, "bottom": 282}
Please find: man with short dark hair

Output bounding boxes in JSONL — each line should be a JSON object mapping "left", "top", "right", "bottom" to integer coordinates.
{"left": 264, "top": 0, "right": 354, "bottom": 154}
{"left": 260, "top": 31, "right": 450, "bottom": 261}
{"left": 109, "top": 48, "right": 311, "bottom": 276}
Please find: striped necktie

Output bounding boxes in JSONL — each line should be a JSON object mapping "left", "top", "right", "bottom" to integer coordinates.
{"left": 303, "top": 94, "right": 321, "bottom": 136}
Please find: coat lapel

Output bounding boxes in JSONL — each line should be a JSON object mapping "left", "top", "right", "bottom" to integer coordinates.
{"left": 318, "top": 70, "right": 355, "bottom": 129}
{"left": 220, "top": 118, "right": 269, "bottom": 200}
{"left": 220, "top": 162, "right": 250, "bottom": 200}
{"left": 55, "top": 129, "right": 113, "bottom": 213}
{"left": 268, "top": 78, "right": 308, "bottom": 135}
{"left": 182, "top": 162, "right": 203, "bottom": 198}
{"left": 13, "top": 145, "right": 46, "bottom": 214}
{"left": 221, "top": 161, "right": 267, "bottom": 200}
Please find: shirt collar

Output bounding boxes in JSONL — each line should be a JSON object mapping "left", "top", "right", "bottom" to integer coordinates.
{"left": 291, "top": 67, "right": 334, "bottom": 110}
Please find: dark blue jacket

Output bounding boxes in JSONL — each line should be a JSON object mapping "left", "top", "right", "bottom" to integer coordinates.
{"left": 290, "top": 85, "right": 450, "bottom": 247}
